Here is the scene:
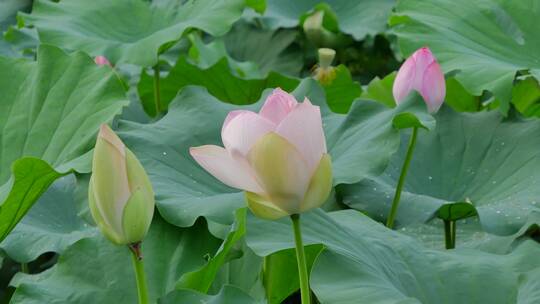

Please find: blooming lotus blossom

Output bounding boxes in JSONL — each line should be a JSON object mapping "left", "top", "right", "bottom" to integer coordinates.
{"left": 190, "top": 89, "right": 332, "bottom": 220}
{"left": 89, "top": 124, "right": 155, "bottom": 245}
{"left": 393, "top": 47, "right": 446, "bottom": 113}
{"left": 94, "top": 55, "right": 111, "bottom": 66}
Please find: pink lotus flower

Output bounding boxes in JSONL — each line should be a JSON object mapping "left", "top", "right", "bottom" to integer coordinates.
{"left": 190, "top": 89, "right": 332, "bottom": 220}
{"left": 393, "top": 47, "right": 446, "bottom": 113}
{"left": 94, "top": 55, "right": 111, "bottom": 67}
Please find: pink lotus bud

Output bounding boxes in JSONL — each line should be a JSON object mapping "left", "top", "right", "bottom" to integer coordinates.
{"left": 190, "top": 89, "right": 332, "bottom": 220}
{"left": 94, "top": 56, "right": 111, "bottom": 67}
{"left": 393, "top": 47, "right": 446, "bottom": 113}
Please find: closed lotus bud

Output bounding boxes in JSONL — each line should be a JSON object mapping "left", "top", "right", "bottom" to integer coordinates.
{"left": 89, "top": 124, "right": 155, "bottom": 245}
{"left": 94, "top": 56, "right": 111, "bottom": 66}
{"left": 393, "top": 47, "right": 446, "bottom": 113}
{"left": 190, "top": 89, "right": 333, "bottom": 220}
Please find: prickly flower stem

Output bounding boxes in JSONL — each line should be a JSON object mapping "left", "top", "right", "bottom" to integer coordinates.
{"left": 129, "top": 242, "right": 149, "bottom": 304}
{"left": 386, "top": 126, "right": 419, "bottom": 229}
{"left": 153, "top": 64, "right": 161, "bottom": 116}
{"left": 291, "top": 214, "right": 310, "bottom": 304}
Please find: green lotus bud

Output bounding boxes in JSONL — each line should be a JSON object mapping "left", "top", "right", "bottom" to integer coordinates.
{"left": 89, "top": 124, "right": 155, "bottom": 245}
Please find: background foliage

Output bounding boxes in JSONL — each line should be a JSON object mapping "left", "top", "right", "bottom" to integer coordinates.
{"left": 0, "top": 0, "right": 539, "bottom": 303}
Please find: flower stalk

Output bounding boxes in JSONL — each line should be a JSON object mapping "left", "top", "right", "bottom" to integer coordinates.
{"left": 386, "top": 126, "right": 419, "bottom": 229}
{"left": 129, "top": 242, "right": 149, "bottom": 304}
{"left": 20, "top": 263, "right": 29, "bottom": 274}
{"left": 291, "top": 214, "right": 310, "bottom": 304}
{"left": 153, "top": 64, "right": 161, "bottom": 116}
{"left": 444, "top": 220, "right": 456, "bottom": 249}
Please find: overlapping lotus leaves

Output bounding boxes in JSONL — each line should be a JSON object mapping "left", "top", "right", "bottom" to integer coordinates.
{"left": 117, "top": 79, "right": 431, "bottom": 227}
{"left": 21, "top": 0, "right": 253, "bottom": 66}
{"left": 223, "top": 21, "right": 303, "bottom": 76}
{"left": 341, "top": 106, "right": 540, "bottom": 235}
{"left": 391, "top": 0, "right": 540, "bottom": 113}
{"left": 10, "top": 217, "right": 221, "bottom": 303}
{"left": 0, "top": 176, "right": 96, "bottom": 263}
{"left": 0, "top": 45, "right": 128, "bottom": 242}
{"left": 137, "top": 36, "right": 299, "bottom": 117}
{"left": 0, "top": 0, "right": 32, "bottom": 57}
{"left": 2, "top": 2, "right": 540, "bottom": 304}
{"left": 259, "top": 0, "right": 395, "bottom": 41}
{"left": 0, "top": 0, "right": 31, "bottom": 31}
{"left": 245, "top": 209, "right": 540, "bottom": 304}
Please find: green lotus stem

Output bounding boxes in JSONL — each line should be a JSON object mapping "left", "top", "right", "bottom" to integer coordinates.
{"left": 386, "top": 126, "right": 419, "bottom": 229}
{"left": 444, "top": 220, "right": 456, "bottom": 249}
{"left": 129, "top": 242, "right": 149, "bottom": 304}
{"left": 451, "top": 220, "right": 456, "bottom": 248}
{"left": 153, "top": 64, "right": 161, "bottom": 116}
{"left": 291, "top": 214, "right": 310, "bottom": 304}
{"left": 20, "top": 263, "right": 29, "bottom": 274}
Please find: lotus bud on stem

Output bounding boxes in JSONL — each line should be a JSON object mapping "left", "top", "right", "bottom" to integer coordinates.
{"left": 89, "top": 124, "right": 154, "bottom": 304}
{"left": 386, "top": 47, "right": 446, "bottom": 229}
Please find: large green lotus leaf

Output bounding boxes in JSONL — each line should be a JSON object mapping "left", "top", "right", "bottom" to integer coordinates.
{"left": 340, "top": 106, "right": 540, "bottom": 235}
{"left": 517, "top": 268, "right": 540, "bottom": 304}
{"left": 118, "top": 79, "right": 431, "bottom": 227}
{"left": 159, "top": 285, "right": 259, "bottom": 304}
{"left": 20, "top": 0, "right": 251, "bottom": 67}
{"left": 259, "top": 0, "right": 395, "bottom": 41}
{"left": 391, "top": 0, "right": 540, "bottom": 113}
{"left": 0, "top": 45, "right": 128, "bottom": 242}
{"left": 245, "top": 209, "right": 540, "bottom": 304}
{"left": 0, "top": 175, "right": 96, "bottom": 263}
{"left": 10, "top": 216, "right": 221, "bottom": 303}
